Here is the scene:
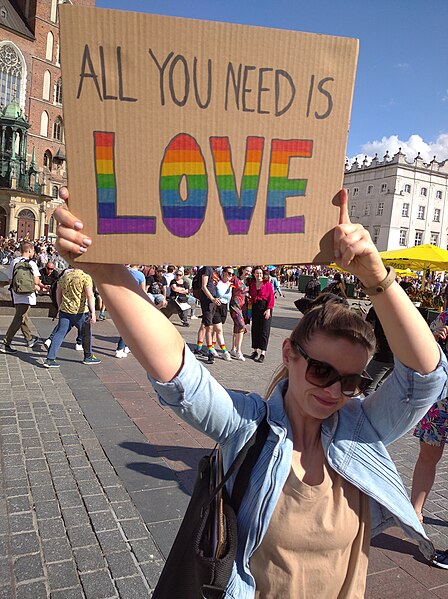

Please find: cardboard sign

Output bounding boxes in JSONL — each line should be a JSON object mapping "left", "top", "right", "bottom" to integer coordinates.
{"left": 59, "top": 6, "right": 358, "bottom": 265}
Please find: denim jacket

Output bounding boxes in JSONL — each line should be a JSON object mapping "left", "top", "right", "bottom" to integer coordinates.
{"left": 149, "top": 345, "right": 448, "bottom": 599}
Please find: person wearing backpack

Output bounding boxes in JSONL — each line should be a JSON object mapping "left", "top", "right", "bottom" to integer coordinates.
{"left": 2, "top": 241, "right": 41, "bottom": 352}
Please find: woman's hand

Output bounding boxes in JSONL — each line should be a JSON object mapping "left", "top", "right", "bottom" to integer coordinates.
{"left": 334, "top": 189, "right": 387, "bottom": 288}
{"left": 264, "top": 309, "right": 271, "bottom": 320}
{"left": 54, "top": 187, "right": 93, "bottom": 268}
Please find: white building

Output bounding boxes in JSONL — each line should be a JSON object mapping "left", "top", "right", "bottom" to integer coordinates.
{"left": 343, "top": 149, "right": 448, "bottom": 251}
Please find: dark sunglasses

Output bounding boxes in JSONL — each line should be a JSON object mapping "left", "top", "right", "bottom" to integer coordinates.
{"left": 292, "top": 341, "right": 372, "bottom": 398}
{"left": 224, "top": 271, "right": 234, "bottom": 275}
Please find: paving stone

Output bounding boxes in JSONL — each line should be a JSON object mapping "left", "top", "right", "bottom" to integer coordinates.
{"left": 89, "top": 511, "right": 117, "bottom": 534}
{"left": 16, "top": 581, "right": 47, "bottom": 599}
{"left": 66, "top": 525, "right": 97, "bottom": 549}
{"left": 6, "top": 495, "right": 31, "bottom": 515}
{"left": 61, "top": 506, "right": 90, "bottom": 528}
{"left": 79, "top": 569, "right": 117, "bottom": 599}
{"left": 115, "top": 575, "right": 150, "bottom": 598}
{"left": 9, "top": 512, "right": 35, "bottom": 534}
{"left": 119, "top": 518, "right": 149, "bottom": 542}
{"left": 47, "top": 560, "right": 80, "bottom": 591}
{"left": 38, "top": 518, "right": 66, "bottom": 541}
{"left": 105, "top": 551, "right": 139, "bottom": 579}
{"left": 96, "top": 530, "right": 128, "bottom": 556}
{"left": 139, "top": 559, "right": 164, "bottom": 588}
{"left": 13, "top": 553, "right": 45, "bottom": 583}
{"left": 30, "top": 485, "right": 55, "bottom": 502}
{"left": 52, "top": 475, "right": 78, "bottom": 493}
{"left": 56, "top": 490, "right": 83, "bottom": 509}
{"left": 111, "top": 501, "right": 140, "bottom": 521}
{"left": 42, "top": 537, "right": 73, "bottom": 564}
{"left": 74, "top": 545, "right": 106, "bottom": 573}
{"left": 82, "top": 494, "right": 110, "bottom": 513}
{"left": 50, "top": 588, "right": 85, "bottom": 599}
{"left": 129, "top": 538, "right": 162, "bottom": 563}
{"left": 34, "top": 500, "right": 61, "bottom": 520}
{"left": 10, "top": 531, "right": 40, "bottom": 556}
{"left": 103, "top": 487, "right": 130, "bottom": 504}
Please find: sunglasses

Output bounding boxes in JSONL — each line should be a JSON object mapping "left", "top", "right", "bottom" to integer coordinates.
{"left": 292, "top": 341, "right": 372, "bottom": 398}
{"left": 224, "top": 271, "right": 234, "bottom": 276}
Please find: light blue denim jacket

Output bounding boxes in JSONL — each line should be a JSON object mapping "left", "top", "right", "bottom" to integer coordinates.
{"left": 149, "top": 345, "right": 448, "bottom": 599}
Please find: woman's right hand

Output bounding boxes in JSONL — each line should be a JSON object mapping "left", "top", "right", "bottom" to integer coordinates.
{"left": 54, "top": 187, "right": 92, "bottom": 267}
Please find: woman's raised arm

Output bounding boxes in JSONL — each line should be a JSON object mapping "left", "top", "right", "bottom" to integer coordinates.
{"left": 334, "top": 189, "right": 440, "bottom": 374}
{"left": 54, "top": 190, "right": 184, "bottom": 382}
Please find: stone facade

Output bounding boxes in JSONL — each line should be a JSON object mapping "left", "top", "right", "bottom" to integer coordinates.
{"left": 0, "top": 0, "right": 94, "bottom": 239}
{"left": 343, "top": 149, "right": 448, "bottom": 251}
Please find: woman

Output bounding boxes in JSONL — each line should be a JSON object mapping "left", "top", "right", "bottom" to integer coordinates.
{"left": 213, "top": 267, "right": 234, "bottom": 361}
{"left": 54, "top": 188, "right": 448, "bottom": 597}
{"left": 248, "top": 267, "right": 275, "bottom": 363}
{"left": 166, "top": 269, "right": 190, "bottom": 327}
{"left": 229, "top": 265, "right": 252, "bottom": 361}
{"left": 411, "top": 310, "right": 448, "bottom": 523}
{"left": 327, "top": 271, "right": 347, "bottom": 298}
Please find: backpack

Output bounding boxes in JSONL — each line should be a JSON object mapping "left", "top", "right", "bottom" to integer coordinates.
{"left": 192, "top": 269, "right": 203, "bottom": 299}
{"left": 12, "top": 259, "right": 36, "bottom": 294}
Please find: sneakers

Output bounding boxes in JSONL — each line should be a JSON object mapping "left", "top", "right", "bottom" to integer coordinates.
{"left": 124, "top": 347, "right": 131, "bottom": 354}
{"left": 115, "top": 349, "right": 128, "bottom": 359}
{"left": 255, "top": 354, "right": 265, "bottom": 364}
{"left": 229, "top": 349, "right": 238, "bottom": 358}
{"left": 207, "top": 353, "right": 215, "bottom": 365}
{"left": 2, "top": 342, "right": 17, "bottom": 354}
{"left": 27, "top": 337, "right": 37, "bottom": 349}
{"left": 221, "top": 350, "right": 232, "bottom": 361}
{"left": 98, "top": 312, "right": 106, "bottom": 321}
{"left": 210, "top": 348, "right": 218, "bottom": 357}
{"left": 193, "top": 347, "right": 206, "bottom": 357}
{"left": 190, "top": 315, "right": 199, "bottom": 320}
{"left": 250, "top": 351, "right": 258, "bottom": 360}
{"left": 75, "top": 343, "right": 83, "bottom": 351}
{"left": 431, "top": 550, "right": 448, "bottom": 569}
{"left": 83, "top": 355, "right": 101, "bottom": 365}
{"left": 43, "top": 358, "right": 60, "bottom": 368}
{"left": 43, "top": 339, "right": 51, "bottom": 351}
{"left": 230, "top": 349, "right": 245, "bottom": 361}
{"left": 182, "top": 321, "right": 190, "bottom": 327}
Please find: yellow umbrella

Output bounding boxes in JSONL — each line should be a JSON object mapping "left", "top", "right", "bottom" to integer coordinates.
{"left": 379, "top": 244, "right": 448, "bottom": 271}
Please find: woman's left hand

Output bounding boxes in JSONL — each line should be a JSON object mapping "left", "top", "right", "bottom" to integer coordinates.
{"left": 264, "top": 309, "right": 271, "bottom": 320}
{"left": 334, "top": 189, "right": 387, "bottom": 288}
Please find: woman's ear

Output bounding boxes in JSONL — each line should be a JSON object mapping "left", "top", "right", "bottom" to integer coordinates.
{"left": 282, "top": 338, "right": 292, "bottom": 367}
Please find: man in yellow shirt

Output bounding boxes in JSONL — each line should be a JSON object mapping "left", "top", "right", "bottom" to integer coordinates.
{"left": 44, "top": 268, "right": 101, "bottom": 368}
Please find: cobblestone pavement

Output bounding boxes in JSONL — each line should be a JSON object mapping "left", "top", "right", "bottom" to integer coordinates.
{"left": 1, "top": 290, "right": 448, "bottom": 597}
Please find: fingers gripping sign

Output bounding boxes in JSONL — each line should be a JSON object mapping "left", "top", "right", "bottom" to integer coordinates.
{"left": 54, "top": 187, "right": 92, "bottom": 265}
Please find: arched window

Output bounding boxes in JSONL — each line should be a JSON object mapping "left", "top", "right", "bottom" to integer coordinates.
{"left": 0, "top": 43, "right": 25, "bottom": 108}
{"left": 53, "top": 117, "right": 63, "bottom": 141}
{"left": 49, "top": 216, "right": 55, "bottom": 233}
{"left": 40, "top": 111, "right": 49, "bottom": 137}
{"left": 54, "top": 78, "right": 62, "bottom": 104}
{"left": 43, "top": 70, "right": 51, "bottom": 101}
{"left": 52, "top": 185, "right": 58, "bottom": 198}
{"left": 43, "top": 150, "right": 52, "bottom": 170}
{"left": 46, "top": 32, "right": 54, "bottom": 61}
{"left": 50, "top": 0, "right": 57, "bottom": 22}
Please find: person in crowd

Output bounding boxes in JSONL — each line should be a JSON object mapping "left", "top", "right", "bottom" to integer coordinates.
{"left": 213, "top": 267, "right": 234, "bottom": 361}
{"left": 2, "top": 241, "right": 41, "bottom": 352}
{"left": 116, "top": 265, "right": 146, "bottom": 358}
{"left": 229, "top": 265, "right": 252, "bottom": 361}
{"left": 39, "top": 261, "right": 59, "bottom": 290}
{"left": 146, "top": 266, "right": 168, "bottom": 309}
{"left": 196, "top": 265, "right": 221, "bottom": 364}
{"left": 97, "top": 292, "right": 107, "bottom": 320}
{"left": 326, "top": 271, "right": 347, "bottom": 298}
{"left": 164, "top": 265, "right": 176, "bottom": 297}
{"left": 411, "top": 310, "right": 448, "bottom": 524}
{"left": 363, "top": 306, "right": 394, "bottom": 394}
{"left": 249, "top": 266, "right": 275, "bottom": 363}
{"left": 43, "top": 268, "right": 101, "bottom": 368}
{"left": 164, "top": 269, "right": 191, "bottom": 327}
{"left": 182, "top": 267, "right": 198, "bottom": 319}
{"left": 54, "top": 186, "right": 448, "bottom": 594}
{"left": 269, "top": 268, "right": 283, "bottom": 297}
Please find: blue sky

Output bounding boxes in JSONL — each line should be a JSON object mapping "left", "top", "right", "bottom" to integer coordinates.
{"left": 96, "top": 0, "right": 448, "bottom": 163}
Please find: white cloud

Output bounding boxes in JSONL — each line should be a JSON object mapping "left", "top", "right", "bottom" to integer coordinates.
{"left": 348, "top": 133, "right": 448, "bottom": 166}
{"left": 395, "top": 62, "right": 410, "bottom": 72}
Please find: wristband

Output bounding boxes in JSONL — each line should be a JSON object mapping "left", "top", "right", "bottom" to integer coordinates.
{"left": 361, "top": 266, "right": 396, "bottom": 296}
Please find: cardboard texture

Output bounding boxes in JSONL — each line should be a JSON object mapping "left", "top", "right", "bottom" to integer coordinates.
{"left": 59, "top": 6, "right": 358, "bottom": 264}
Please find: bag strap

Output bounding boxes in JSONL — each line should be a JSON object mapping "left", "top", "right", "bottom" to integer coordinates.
{"left": 208, "top": 413, "right": 269, "bottom": 512}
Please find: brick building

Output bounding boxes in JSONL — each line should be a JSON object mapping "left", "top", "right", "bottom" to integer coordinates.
{"left": 0, "top": 0, "right": 94, "bottom": 239}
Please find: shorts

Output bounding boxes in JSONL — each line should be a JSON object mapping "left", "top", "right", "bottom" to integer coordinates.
{"left": 201, "top": 300, "right": 228, "bottom": 326}
{"left": 413, "top": 397, "right": 448, "bottom": 447}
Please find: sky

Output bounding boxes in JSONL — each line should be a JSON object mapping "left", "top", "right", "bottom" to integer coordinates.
{"left": 96, "top": 0, "right": 448, "bottom": 165}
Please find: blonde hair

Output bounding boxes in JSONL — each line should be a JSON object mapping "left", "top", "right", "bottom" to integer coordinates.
{"left": 265, "top": 302, "right": 376, "bottom": 399}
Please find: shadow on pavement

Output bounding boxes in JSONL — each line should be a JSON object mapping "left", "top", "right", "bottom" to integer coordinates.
{"left": 371, "top": 532, "right": 427, "bottom": 564}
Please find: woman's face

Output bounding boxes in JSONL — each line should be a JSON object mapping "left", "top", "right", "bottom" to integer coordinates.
{"left": 254, "top": 269, "right": 263, "bottom": 280}
{"left": 243, "top": 267, "right": 252, "bottom": 278}
{"left": 282, "top": 332, "right": 369, "bottom": 422}
{"left": 222, "top": 268, "right": 234, "bottom": 281}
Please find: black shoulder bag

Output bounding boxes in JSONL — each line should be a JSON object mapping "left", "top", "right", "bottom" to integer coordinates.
{"left": 152, "top": 417, "right": 270, "bottom": 599}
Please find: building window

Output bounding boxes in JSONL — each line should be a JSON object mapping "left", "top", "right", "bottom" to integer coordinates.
{"left": 377, "top": 202, "right": 384, "bottom": 216}
{"left": 43, "top": 150, "right": 52, "bottom": 170}
{"left": 52, "top": 185, "right": 58, "bottom": 198}
{"left": 381, "top": 183, "right": 387, "bottom": 193}
{"left": 421, "top": 187, "right": 427, "bottom": 196}
{"left": 0, "top": 43, "right": 23, "bottom": 108}
{"left": 415, "top": 231, "right": 423, "bottom": 246}
{"left": 353, "top": 187, "right": 359, "bottom": 196}
{"left": 417, "top": 205, "right": 425, "bottom": 219}
{"left": 367, "top": 185, "right": 373, "bottom": 195}
{"left": 402, "top": 203, "right": 409, "bottom": 217}
{"left": 46, "top": 32, "right": 54, "bottom": 62}
{"left": 399, "top": 229, "right": 407, "bottom": 246}
{"left": 430, "top": 233, "right": 439, "bottom": 246}
{"left": 349, "top": 205, "right": 356, "bottom": 217}
{"left": 50, "top": 0, "right": 57, "bottom": 22}
{"left": 49, "top": 216, "right": 55, "bottom": 233}
{"left": 436, "top": 190, "right": 443, "bottom": 199}
{"left": 404, "top": 184, "right": 411, "bottom": 193}
{"left": 54, "top": 78, "right": 62, "bottom": 104}
{"left": 42, "top": 70, "right": 51, "bottom": 101}
{"left": 363, "top": 203, "right": 371, "bottom": 216}
{"left": 373, "top": 226, "right": 380, "bottom": 244}
{"left": 434, "top": 208, "right": 441, "bottom": 222}
{"left": 40, "top": 111, "right": 49, "bottom": 137}
{"left": 53, "top": 117, "right": 63, "bottom": 141}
